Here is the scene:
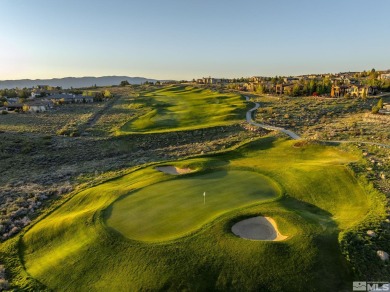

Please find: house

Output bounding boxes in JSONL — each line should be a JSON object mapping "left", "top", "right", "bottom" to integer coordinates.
{"left": 50, "top": 93, "right": 76, "bottom": 104}
{"left": 379, "top": 73, "right": 390, "bottom": 80}
{"left": 196, "top": 77, "right": 225, "bottom": 85}
{"left": 367, "top": 86, "right": 378, "bottom": 96}
{"left": 74, "top": 96, "right": 84, "bottom": 103}
{"left": 349, "top": 85, "right": 377, "bottom": 97}
{"left": 36, "top": 85, "right": 48, "bottom": 89}
{"left": 350, "top": 85, "right": 361, "bottom": 97}
{"left": 5, "top": 104, "right": 23, "bottom": 112}
{"left": 83, "top": 95, "right": 94, "bottom": 103}
{"left": 283, "top": 77, "right": 299, "bottom": 83}
{"left": 263, "top": 82, "right": 275, "bottom": 92}
{"left": 331, "top": 85, "right": 349, "bottom": 97}
{"left": 5, "top": 97, "right": 18, "bottom": 104}
{"left": 74, "top": 95, "right": 94, "bottom": 103}
{"left": 249, "top": 76, "right": 265, "bottom": 83}
{"left": 23, "top": 101, "right": 53, "bottom": 113}
{"left": 331, "top": 77, "right": 344, "bottom": 84}
{"left": 243, "top": 82, "right": 256, "bottom": 91}
{"left": 275, "top": 83, "right": 295, "bottom": 95}
{"left": 297, "top": 76, "right": 309, "bottom": 81}
{"left": 31, "top": 90, "right": 44, "bottom": 98}
{"left": 342, "top": 78, "right": 352, "bottom": 85}
{"left": 275, "top": 84, "right": 282, "bottom": 94}
{"left": 358, "top": 86, "right": 368, "bottom": 97}
{"left": 283, "top": 84, "right": 296, "bottom": 95}
{"left": 73, "top": 94, "right": 94, "bottom": 103}
{"left": 379, "top": 103, "right": 390, "bottom": 115}
{"left": 49, "top": 93, "right": 94, "bottom": 104}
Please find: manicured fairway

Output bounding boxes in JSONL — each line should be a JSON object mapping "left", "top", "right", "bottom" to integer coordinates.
{"left": 120, "top": 85, "right": 245, "bottom": 133}
{"left": 106, "top": 170, "right": 280, "bottom": 241}
{"left": 3, "top": 138, "right": 385, "bottom": 291}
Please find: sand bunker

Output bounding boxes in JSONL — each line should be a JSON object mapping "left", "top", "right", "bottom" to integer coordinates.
{"left": 155, "top": 166, "right": 194, "bottom": 175}
{"left": 232, "top": 216, "right": 288, "bottom": 241}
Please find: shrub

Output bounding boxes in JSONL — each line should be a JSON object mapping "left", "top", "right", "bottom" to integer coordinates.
{"left": 377, "top": 98, "right": 383, "bottom": 109}
{"left": 371, "top": 106, "right": 379, "bottom": 114}
{"left": 56, "top": 127, "right": 68, "bottom": 135}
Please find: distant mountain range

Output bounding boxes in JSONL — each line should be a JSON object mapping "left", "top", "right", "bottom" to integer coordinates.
{"left": 0, "top": 76, "right": 159, "bottom": 89}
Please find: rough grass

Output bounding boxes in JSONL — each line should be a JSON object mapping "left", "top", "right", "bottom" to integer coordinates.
{"left": 6, "top": 138, "right": 386, "bottom": 291}
{"left": 119, "top": 85, "right": 246, "bottom": 133}
{"left": 0, "top": 103, "right": 104, "bottom": 134}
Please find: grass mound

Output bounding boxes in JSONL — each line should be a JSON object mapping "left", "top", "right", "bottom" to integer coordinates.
{"left": 119, "top": 85, "right": 245, "bottom": 133}
{"left": 9, "top": 138, "right": 385, "bottom": 291}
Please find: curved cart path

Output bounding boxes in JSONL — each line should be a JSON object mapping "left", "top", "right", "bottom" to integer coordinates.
{"left": 244, "top": 95, "right": 390, "bottom": 149}
{"left": 245, "top": 96, "right": 300, "bottom": 140}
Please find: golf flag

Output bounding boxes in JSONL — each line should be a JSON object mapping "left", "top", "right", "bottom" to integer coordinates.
{"left": 203, "top": 192, "right": 206, "bottom": 204}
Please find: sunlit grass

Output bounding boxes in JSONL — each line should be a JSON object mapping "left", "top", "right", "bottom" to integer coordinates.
{"left": 106, "top": 170, "right": 280, "bottom": 242}
{"left": 16, "top": 138, "right": 385, "bottom": 291}
{"left": 119, "top": 85, "right": 246, "bottom": 133}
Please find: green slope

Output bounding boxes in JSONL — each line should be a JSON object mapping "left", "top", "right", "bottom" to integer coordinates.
{"left": 119, "top": 85, "right": 246, "bottom": 133}
{"left": 10, "top": 138, "right": 386, "bottom": 291}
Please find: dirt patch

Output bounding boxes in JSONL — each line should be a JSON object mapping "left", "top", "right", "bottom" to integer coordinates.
{"left": 232, "top": 216, "right": 288, "bottom": 241}
{"left": 155, "top": 166, "right": 194, "bottom": 175}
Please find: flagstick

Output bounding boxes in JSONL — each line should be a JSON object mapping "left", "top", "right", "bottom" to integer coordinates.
{"left": 203, "top": 191, "right": 206, "bottom": 205}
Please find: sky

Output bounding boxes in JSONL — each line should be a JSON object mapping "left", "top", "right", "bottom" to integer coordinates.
{"left": 1, "top": 0, "right": 389, "bottom": 80}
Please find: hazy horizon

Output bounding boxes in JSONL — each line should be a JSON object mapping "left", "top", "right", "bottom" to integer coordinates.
{"left": 1, "top": 0, "right": 389, "bottom": 80}
{"left": 2, "top": 67, "right": 390, "bottom": 83}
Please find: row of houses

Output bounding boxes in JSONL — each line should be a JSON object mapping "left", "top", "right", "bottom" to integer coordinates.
{"left": 49, "top": 93, "right": 94, "bottom": 104}
{"left": 197, "top": 70, "right": 390, "bottom": 89}
{"left": 274, "top": 84, "right": 378, "bottom": 97}
{"left": 238, "top": 82, "right": 303, "bottom": 94}
{"left": 238, "top": 80, "right": 379, "bottom": 97}
{"left": 330, "top": 85, "right": 378, "bottom": 98}
{"left": 196, "top": 77, "right": 228, "bottom": 84}
{"left": 3, "top": 101, "right": 53, "bottom": 113}
{"left": 275, "top": 84, "right": 296, "bottom": 95}
{"left": 2, "top": 93, "right": 95, "bottom": 113}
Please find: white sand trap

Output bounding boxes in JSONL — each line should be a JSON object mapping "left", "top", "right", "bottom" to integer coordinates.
{"left": 155, "top": 165, "right": 194, "bottom": 175}
{"left": 232, "top": 216, "right": 288, "bottom": 241}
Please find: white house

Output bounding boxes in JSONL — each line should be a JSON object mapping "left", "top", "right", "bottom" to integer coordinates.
{"left": 50, "top": 93, "right": 94, "bottom": 103}
{"left": 379, "top": 73, "right": 390, "bottom": 80}
{"left": 24, "top": 101, "right": 53, "bottom": 113}
{"left": 31, "top": 91, "right": 42, "bottom": 98}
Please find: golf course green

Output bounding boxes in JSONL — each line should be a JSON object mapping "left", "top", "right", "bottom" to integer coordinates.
{"left": 120, "top": 85, "right": 246, "bottom": 133}
{"left": 105, "top": 170, "right": 280, "bottom": 242}
{"left": 12, "top": 137, "right": 384, "bottom": 291}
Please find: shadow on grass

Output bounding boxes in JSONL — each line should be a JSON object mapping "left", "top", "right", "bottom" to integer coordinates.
{"left": 239, "top": 136, "right": 279, "bottom": 152}
{"left": 279, "top": 196, "right": 352, "bottom": 290}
